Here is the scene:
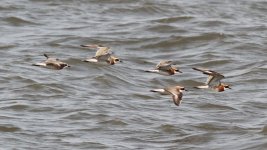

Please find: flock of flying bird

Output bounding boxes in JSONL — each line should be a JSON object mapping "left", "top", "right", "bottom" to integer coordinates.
{"left": 33, "top": 44, "right": 231, "bottom": 107}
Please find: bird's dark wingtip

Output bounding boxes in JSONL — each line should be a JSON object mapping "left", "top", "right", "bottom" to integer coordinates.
{"left": 192, "top": 67, "right": 200, "bottom": 71}
{"left": 43, "top": 53, "right": 49, "bottom": 58}
{"left": 80, "top": 45, "right": 86, "bottom": 47}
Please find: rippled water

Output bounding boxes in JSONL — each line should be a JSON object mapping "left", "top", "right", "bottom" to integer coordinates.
{"left": 1, "top": 0, "right": 267, "bottom": 149}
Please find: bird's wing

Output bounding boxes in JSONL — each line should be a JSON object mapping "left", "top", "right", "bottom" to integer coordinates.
{"left": 44, "top": 53, "right": 49, "bottom": 59}
{"left": 156, "top": 60, "right": 172, "bottom": 67}
{"left": 97, "top": 53, "right": 111, "bottom": 61}
{"left": 206, "top": 75, "right": 215, "bottom": 85}
{"left": 156, "top": 61, "right": 173, "bottom": 70}
{"left": 158, "top": 65, "right": 172, "bottom": 71}
{"left": 193, "top": 67, "right": 225, "bottom": 85}
{"left": 164, "top": 86, "right": 183, "bottom": 106}
{"left": 95, "top": 47, "right": 110, "bottom": 57}
{"left": 192, "top": 67, "right": 213, "bottom": 75}
{"left": 172, "top": 92, "right": 183, "bottom": 106}
{"left": 207, "top": 74, "right": 225, "bottom": 87}
{"left": 45, "top": 60, "right": 61, "bottom": 68}
{"left": 46, "top": 55, "right": 59, "bottom": 62}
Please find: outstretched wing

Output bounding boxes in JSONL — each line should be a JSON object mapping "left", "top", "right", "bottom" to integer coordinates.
{"left": 164, "top": 86, "right": 183, "bottom": 106}
{"left": 206, "top": 75, "right": 215, "bottom": 85}
{"left": 156, "top": 60, "right": 173, "bottom": 70}
{"left": 43, "top": 53, "right": 60, "bottom": 61}
{"left": 172, "top": 92, "right": 183, "bottom": 106}
{"left": 192, "top": 67, "right": 213, "bottom": 75}
{"left": 44, "top": 53, "right": 49, "bottom": 59}
{"left": 97, "top": 53, "right": 111, "bottom": 61}
{"left": 95, "top": 47, "right": 110, "bottom": 57}
{"left": 193, "top": 67, "right": 225, "bottom": 86}
{"left": 206, "top": 74, "right": 225, "bottom": 87}
{"left": 156, "top": 60, "right": 172, "bottom": 68}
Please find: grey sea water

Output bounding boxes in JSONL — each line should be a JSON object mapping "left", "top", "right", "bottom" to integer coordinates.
{"left": 0, "top": 0, "right": 267, "bottom": 149}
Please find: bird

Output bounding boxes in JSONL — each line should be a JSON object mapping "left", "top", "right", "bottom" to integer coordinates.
{"left": 150, "top": 85, "right": 186, "bottom": 106}
{"left": 80, "top": 44, "right": 121, "bottom": 65}
{"left": 32, "top": 54, "right": 70, "bottom": 70}
{"left": 145, "top": 60, "right": 182, "bottom": 75}
{"left": 192, "top": 67, "right": 231, "bottom": 92}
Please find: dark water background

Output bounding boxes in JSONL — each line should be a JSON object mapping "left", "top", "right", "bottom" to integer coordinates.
{"left": 1, "top": 0, "right": 267, "bottom": 149}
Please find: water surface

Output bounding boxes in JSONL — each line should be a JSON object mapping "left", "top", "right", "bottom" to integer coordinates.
{"left": 1, "top": 0, "right": 267, "bottom": 149}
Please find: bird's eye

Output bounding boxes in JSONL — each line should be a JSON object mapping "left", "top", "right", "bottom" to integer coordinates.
{"left": 180, "top": 88, "right": 185, "bottom": 90}
{"left": 115, "top": 59, "right": 120, "bottom": 61}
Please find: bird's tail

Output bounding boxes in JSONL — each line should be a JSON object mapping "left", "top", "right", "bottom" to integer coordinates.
{"left": 194, "top": 85, "right": 209, "bottom": 89}
{"left": 144, "top": 69, "right": 159, "bottom": 73}
{"left": 150, "top": 89, "right": 165, "bottom": 93}
{"left": 32, "top": 62, "right": 46, "bottom": 67}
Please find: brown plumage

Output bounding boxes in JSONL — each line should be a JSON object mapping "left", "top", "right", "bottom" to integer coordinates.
{"left": 192, "top": 67, "right": 231, "bottom": 91}
{"left": 145, "top": 60, "right": 182, "bottom": 75}
{"left": 33, "top": 54, "right": 70, "bottom": 70}
{"left": 150, "top": 85, "right": 186, "bottom": 106}
{"left": 81, "top": 44, "right": 121, "bottom": 65}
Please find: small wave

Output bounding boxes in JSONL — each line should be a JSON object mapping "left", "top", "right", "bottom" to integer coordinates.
{"left": 243, "top": 101, "right": 267, "bottom": 110}
{"left": 198, "top": 103, "right": 236, "bottom": 110}
{"left": 0, "top": 44, "right": 17, "bottom": 49}
{"left": 141, "top": 32, "right": 227, "bottom": 49}
{"left": 193, "top": 122, "right": 242, "bottom": 132}
{"left": 61, "top": 111, "right": 94, "bottom": 120}
{"left": 88, "top": 0, "right": 134, "bottom": 4}
{"left": 131, "top": 93, "right": 154, "bottom": 100}
{"left": 108, "top": 4, "right": 165, "bottom": 15}
{"left": 44, "top": 36, "right": 82, "bottom": 47}
{"left": 183, "top": 32, "right": 227, "bottom": 42}
{"left": 3, "top": 16, "right": 39, "bottom": 26}
{"left": 192, "top": 59, "right": 232, "bottom": 68}
{"left": 0, "top": 124, "right": 21, "bottom": 132}
{"left": 146, "top": 24, "right": 187, "bottom": 33}
{"left": 198, "top": 20, "right": 229, "bottom": 27}
{"left": 250, "top": 1, "right": 267, "bottom": 12}
{"left": 0, "top": 6, "right": 17, "bottom": 11}
{"left": 152, "top": 16, "right": 194, "bottom": 23}
{"left": 158, "top": 124, "right": 185, "bottom": 134}
{"left": 261, "top": 125, "right": 267, "bottom": 135}
{"left": 92, "top": 67, "right": 139, "bottom": 88}
{"left": 1, "top": 104, "right": 29, "bottom": 110}
{"left": 11, "top": 83, "right": 69, "bottom": 98}
{"left": 174, "top": 133, "right": 213, "bottom": 144}
{"left": 177, "top": 79, "right": 205, "bottom": 88}
{"left": 98, "top": 119, "right": 128, "bottom": 126}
